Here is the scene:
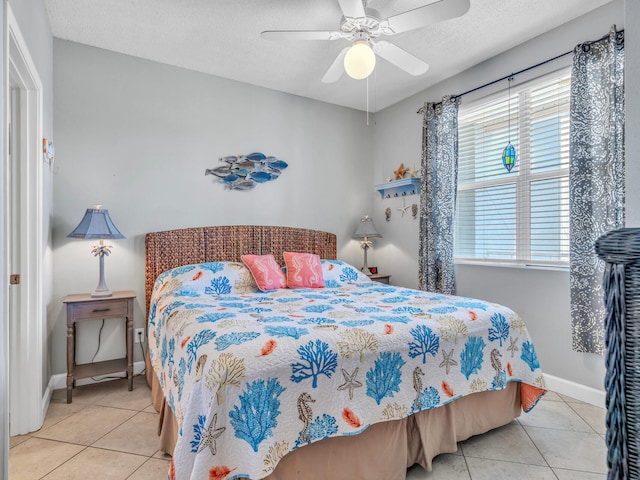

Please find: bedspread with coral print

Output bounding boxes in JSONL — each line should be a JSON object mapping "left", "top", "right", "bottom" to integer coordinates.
{"left": 148, "top": 260, "right": 546, "bottom": 480}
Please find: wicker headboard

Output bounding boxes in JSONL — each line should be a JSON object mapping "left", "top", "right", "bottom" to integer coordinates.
{"left": 145, "top": 225, "right": 337, "bottom": 318}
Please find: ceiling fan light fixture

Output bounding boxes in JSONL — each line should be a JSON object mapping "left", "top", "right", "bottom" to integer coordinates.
{"left": 344, "top": 40, "right": 376, "bottom": 79}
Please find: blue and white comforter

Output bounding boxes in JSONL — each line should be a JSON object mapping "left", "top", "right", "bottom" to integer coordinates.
{"left": 148, "top": 260, "right": 546, "bottom": 480}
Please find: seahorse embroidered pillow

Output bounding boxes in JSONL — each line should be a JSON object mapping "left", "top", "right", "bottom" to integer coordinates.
{"left": 241, "top": 254, "right": 287, "bottom": 291}
{"left": 283, "top": 252, "right": 325, "bottom": 289}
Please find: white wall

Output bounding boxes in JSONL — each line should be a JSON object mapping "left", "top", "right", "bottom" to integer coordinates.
{"left": 372, "top": 0, "right": 624, "bottom": 394}
{"left": 51, "top": 40, "right": 374, "bottom": 375}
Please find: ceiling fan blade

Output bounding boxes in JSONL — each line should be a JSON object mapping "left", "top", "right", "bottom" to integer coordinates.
{"left": 382, "top": 0, "right": 470, "bottom": 34}
{"left": 373, "top": 41, "right": 429, "bottom": 76}
{"left": 322, "top": 47, "right": 349, "bottom": 83}
{"left": 337, "top": 0, "right": 365, "bottom": 19}
{"left": 261, "top": 30, "right": 342, "bottom": 41}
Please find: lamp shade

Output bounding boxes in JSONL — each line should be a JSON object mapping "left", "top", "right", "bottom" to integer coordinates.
{"left": 354, "top": 215, "right": 381, "bottom": 239}
{"left": 344, "top": 41, "right": 376, "bottom": 80}
{"left": 67, "top": 207, "right": 125, "bottom": 240}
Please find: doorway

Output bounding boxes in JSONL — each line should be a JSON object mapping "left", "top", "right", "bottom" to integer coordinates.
{"left": 6, "top": 6, "right": 45, "bottom": 436}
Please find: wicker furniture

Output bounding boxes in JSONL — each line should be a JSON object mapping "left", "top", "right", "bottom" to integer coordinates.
{"left": 596, "top": 228, "right": 640, "bottom": 480}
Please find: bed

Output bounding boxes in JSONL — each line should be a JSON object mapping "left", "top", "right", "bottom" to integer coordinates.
{"left": 144, "top": 225, "right": 546, "bottom": 480}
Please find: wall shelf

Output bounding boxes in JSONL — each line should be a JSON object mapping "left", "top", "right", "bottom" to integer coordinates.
{"left": 375, "top": 178, "right": 421, "bottom": 199}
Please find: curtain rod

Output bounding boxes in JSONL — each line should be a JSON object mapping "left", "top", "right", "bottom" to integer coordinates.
{"left": 416, "top": 50, "right": 570, "bottom": 114}
{"left": 417, "top": 27, "right": 623, "bottom": 114}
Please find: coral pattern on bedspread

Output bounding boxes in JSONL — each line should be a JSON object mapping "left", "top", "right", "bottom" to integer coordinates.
{"left": 148, "top": 260, "right": 546, "bottom": 480}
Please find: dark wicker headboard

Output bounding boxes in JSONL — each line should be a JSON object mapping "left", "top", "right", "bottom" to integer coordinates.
{"left": 145, "top": 225, "right": 337, "bottom": 318}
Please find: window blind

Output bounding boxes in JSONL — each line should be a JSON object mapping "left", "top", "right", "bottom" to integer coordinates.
{"left": 455, "top": 70, "right": 570, "bottom": 265}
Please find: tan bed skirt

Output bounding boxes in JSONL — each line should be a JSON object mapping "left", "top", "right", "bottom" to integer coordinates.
{"left": 148, "top": 368, "right": 521, "bottom": 480}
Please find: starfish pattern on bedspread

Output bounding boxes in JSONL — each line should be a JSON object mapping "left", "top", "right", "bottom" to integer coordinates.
{"left": 338, "top": 367, "right": 363, "bottom": 400}
{"left": 439, "top": 348, "right": 458, "bottom": 375}
{"left": 197, "top": 413, "right": 225, "bottom": 456}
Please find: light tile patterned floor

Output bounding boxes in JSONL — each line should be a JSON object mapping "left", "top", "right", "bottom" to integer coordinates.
{"left": 10, "top": 379, "right": 607, "bottom": 479}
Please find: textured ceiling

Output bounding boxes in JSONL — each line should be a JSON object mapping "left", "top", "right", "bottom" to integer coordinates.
{"left": 45, "top": 0, "right": 614, "bottom": 112}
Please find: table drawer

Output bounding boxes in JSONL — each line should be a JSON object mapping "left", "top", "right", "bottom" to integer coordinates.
{"left": 68, "top": 299, "right": 130, "bottom": 320}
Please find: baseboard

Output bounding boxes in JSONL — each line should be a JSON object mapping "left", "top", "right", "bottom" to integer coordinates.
{"left": 543, "top": 373, "right": 605, "bottom": 408}
{"left": 49, "top": 361, "right": 147, "bottom": 390}
{"left": 41, "top": 378, "right": 54, "bottom": 429}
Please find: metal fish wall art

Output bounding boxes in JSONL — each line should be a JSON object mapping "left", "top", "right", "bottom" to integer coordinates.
{"left": 205, "top": 152, "right": 288, "bottom": 191}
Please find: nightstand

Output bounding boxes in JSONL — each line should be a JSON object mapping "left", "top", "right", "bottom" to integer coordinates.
{"left": 63, "top": 290, "right": 136, "bottom": 403}
{"left": 369, "top": 273, "right": 391, "bottom": 284}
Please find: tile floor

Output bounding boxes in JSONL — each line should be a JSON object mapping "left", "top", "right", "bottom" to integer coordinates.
{"left": 10, "top": 377, "right": 608, "bottom": 479}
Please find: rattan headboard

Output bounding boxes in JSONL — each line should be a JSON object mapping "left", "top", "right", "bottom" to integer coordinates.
{"left": 145, "top": 225, "right": 337, "bottom": 318}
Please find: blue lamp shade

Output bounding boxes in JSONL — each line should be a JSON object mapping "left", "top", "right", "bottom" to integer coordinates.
{"left": 67, "top": 207, "right": 125, "bottom": 240}
{"left": 68, "top": 206, "right": 124, "bottom": 297}
{"left": 353, "top": 215, "right": 382, "bottom": 239}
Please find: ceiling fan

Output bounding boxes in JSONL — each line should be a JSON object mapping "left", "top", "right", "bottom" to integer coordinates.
{"left": 261, "top": 0, "right": 470, "bottom": 82}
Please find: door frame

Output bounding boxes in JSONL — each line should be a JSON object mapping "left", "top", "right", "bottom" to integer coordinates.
{"left": 0, "top": 0, "right": 6, "bottom": 476}
{"left": 5, "top": 4, "right": 45, "bottom": 436}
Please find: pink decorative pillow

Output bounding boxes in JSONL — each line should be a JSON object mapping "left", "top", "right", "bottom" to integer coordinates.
{"left": 241, "top": 254, "right": 287, "bottom": 291}
{"left": 283, "top": 252, "right": 325, "bottom": 289}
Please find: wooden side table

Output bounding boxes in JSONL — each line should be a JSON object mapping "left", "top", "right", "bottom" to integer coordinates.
{"left": 369, "top": 273, "right": 391, "bottom": 284}
{"left": 63, "top": 290, "right": 136, "bottom": 403}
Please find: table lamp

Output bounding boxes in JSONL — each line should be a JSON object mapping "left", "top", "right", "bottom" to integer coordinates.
{"left": 353, "top": 215, "right": 382, "bottom": 274}
{"left": 67, "top": 205, "right": 125, "bottom": 297}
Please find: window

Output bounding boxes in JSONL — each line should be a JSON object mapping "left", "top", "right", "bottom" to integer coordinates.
{"left": 455, "top": 70, "right": 570, "bottom": 265}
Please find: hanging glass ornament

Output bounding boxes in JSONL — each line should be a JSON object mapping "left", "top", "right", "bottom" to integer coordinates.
{"left": 502, "top": 76, "right": 516, "bottom": 173}
{"left": 502, "top": 143, "right": 516, "bottom": 172}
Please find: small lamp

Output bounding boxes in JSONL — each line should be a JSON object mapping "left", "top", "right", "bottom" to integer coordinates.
{"left": 353, "top": 215, "right": 382, "bottom": 274}
{"left": 344, "top": 38, "right": 376, "bottom": 80}
{"left": 67, "top": 205, "right": 125, "bottom": 297}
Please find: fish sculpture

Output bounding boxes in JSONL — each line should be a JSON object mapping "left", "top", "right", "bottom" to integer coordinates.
{"left": 231, "top": 180, "right": 256, "bottom": 191}
{"left": 206, "top": 152, "right": 288, "bottom": 191}
{"left": 205, "top": 166, "right": 232, "bottom": 176}
{"left": 250, "top": 171, "right": 271, "bottom": 183}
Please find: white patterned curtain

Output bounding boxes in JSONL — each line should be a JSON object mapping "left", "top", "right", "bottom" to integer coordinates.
{"left": 418, "top": 96, "right": 460, "bottom": 294}
{"left": 570, "top": 26, "right": 625, "bottom": 354}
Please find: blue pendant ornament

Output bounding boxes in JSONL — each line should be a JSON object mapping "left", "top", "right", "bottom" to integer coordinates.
{"left": 502, "top": 75, "right": 517, "bottom": 173}
{"left": 502, "top": 143, "right": 516, "bottom": 173}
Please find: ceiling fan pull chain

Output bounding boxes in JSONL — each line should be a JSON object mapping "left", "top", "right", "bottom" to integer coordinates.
{"left": 366, "top": 75, "right": 370, "bottom": 125}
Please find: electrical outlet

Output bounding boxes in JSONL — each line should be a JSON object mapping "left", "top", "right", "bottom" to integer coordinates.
{"left": 134, "top": 328, "right": 145, "bottom": 344}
